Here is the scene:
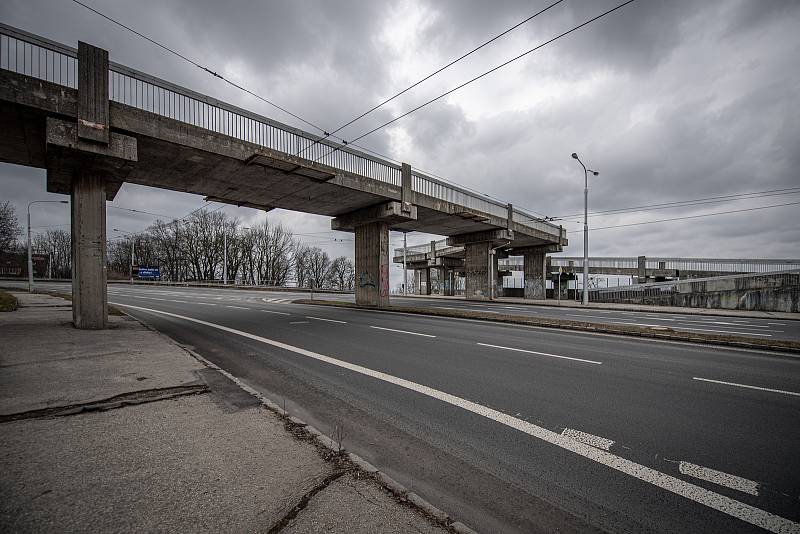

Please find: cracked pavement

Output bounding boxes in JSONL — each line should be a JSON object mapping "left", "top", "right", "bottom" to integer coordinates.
{"left": 0, "top": 292, "right": 450, "bottom": 533}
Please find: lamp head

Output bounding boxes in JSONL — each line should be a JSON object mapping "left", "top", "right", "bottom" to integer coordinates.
{"left": 591, "top": 170, "right": 599, "bottom": 176}
{"left": 571, "top": 153, "right": 579, "bottom": 159}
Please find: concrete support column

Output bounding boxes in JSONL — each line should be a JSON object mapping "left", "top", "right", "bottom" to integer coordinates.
{"left": 420, "top": 268, "right": 431, "bottom": 295}
{"left": 523, "top": 248, "right": 547, "bottom": 299}
{"left": 492, "top": 254, "right": 501, "bottom": 298}
{"left": 354, "top": 221, "right": 390, "bottom": 307}
{"left": 441, "top": 268, "right": 455, "bottom": 296}
{"left": 464, "top": 241, "right": 492, "bottom": 300}
{"left": 637, "top": 255, "right": 647, "bottom": 284}
{"left": 71, "top": 172, "right": 107, "bottom": 329}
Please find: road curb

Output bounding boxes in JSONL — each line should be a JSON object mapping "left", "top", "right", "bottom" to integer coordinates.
{"left": 122, "top": 310, "right": 477, "bottom": 534}
{"left": 292, "top": 300, "right": 800, "bottom": 355}
{"left": 395, "top": 293, "right": 800, "bottom": 321}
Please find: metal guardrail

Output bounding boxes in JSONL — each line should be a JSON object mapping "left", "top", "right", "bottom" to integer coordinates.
{"left": 550, "top": 256, "right": 800, "bottom": 274}
{"left": 587, "top": 269, "right": 800, "bottom": 304}
{"left": 0, "top": 23, "right": 560, "bottom": 238}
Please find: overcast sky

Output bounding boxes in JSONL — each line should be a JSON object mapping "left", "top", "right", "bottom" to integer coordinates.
{"left": 2, "top": 0, "right": 799, "bottom": 284}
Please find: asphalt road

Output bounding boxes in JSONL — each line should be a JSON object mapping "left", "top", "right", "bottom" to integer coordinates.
{"left": 8, "top": 281, "right": 799, "bottom": 341}
{"left": 6, "top": 282, "right": 800, "bottom": 532}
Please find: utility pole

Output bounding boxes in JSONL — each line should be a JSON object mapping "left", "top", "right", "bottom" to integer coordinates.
{"left": 223, "top": 230, "right": 228, "bottom": 285}
{"left": 571, "top": 153, "right": 598, "bottom": 306}
{"left": 27, "top": 208, "right": 32, "bottom": 292}
{"left": 27, "top": 200, "right": 68, "bottom": 292}
{"left": 130, "top": 238, "right": 135, "bottom": 284}
{"left": 403, "top": 232, "right": 408, "bottom": 296}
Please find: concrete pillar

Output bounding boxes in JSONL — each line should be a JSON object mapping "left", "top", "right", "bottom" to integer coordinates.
{"left": 493, "top": 254, "right": 502, "bottom": 298}
{"left": 464, "top": 242, "right": 492, "bottom": 300}
{"left": 441, "top": 268, "right": 455, "bottom": 296}
{"left": 523, "top": 248, "right": 547, "bottom": 299}
{"left": 420, "top": 268, "right": 431, "bottom": 295}
{"left": 637, "top": 255, "right": 647, "bottom": 284}
{"left": 71, "top": 172, "right": 107, "bottom": 329}
{"left": 354, "top": 221, "right": 390, "bottom": 307}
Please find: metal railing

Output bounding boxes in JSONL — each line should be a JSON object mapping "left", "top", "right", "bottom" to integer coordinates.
{"left": 550, "top": 256, "right": 800, "bottom": 274}
{"left": 0, "top": 23, "right": 561, "bottom": 238}
{"left": 587, "top": 270, "right": 800, "bottom": 304}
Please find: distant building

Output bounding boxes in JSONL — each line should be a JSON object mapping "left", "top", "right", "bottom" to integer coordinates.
{"left": 0, "top": 252, "right": 49, "bottom": 278}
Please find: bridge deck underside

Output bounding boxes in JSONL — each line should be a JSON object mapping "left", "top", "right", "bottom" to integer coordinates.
{"left": 0, "top": 71, "right": 558, "bottom": 247}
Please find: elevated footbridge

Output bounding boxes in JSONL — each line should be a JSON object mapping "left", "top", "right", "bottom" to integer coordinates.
{"left": 0, "top": 23, "right": 564, "bottom": 326}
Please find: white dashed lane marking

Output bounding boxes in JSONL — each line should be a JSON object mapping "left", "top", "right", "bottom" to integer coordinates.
{"left": 679, "top": 461, "right": 760, "bottom": 496}
{"left": 693, "top": 377, "right": 800, "bottom": 398}
{"left": 306, "top": 316, "right": 347, "bottom": 324}
{"left": 477, "top": 343, "right": 602, "bottom": 365}
{"left": 561, "top": 428, "right": 615, "bottom": 450}
{"left": 369, "top": 326, "right": 436, "bottom": 338}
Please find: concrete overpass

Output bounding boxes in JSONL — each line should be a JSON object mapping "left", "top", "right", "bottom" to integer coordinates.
{"left": 394, "top": 238, "right": 800, "bottom": 295}
{"left": 0, "top": 23, "right": 565, "bottom": 327}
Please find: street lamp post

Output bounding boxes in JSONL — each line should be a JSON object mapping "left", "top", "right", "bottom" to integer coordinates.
{"left": 571, "top": 153, "right": 599, "bottom": 306}
{"left": 113, "top": 229, "right": 135, "bottom": 284}
{"left": 27, "top": 200, "right": 68, "bottom": 292}
{"left": 403, "top": 232, "right": 408, "bottom": 296}
{"left": 223, "top": 231, "right": 227, "bottom": 285}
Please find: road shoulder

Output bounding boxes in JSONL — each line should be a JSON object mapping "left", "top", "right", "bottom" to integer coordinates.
{"left": 0, "top": 292, "right": 465, "bottom": 533}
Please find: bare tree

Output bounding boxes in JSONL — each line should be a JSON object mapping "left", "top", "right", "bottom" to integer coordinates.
{"left": 240, "top": 221, "right": 295, "bottom": 285}
{"left": 149, "top": 220, "right": 186, "bottom": 281}
{"left": 0, "top": 201, "right": 21, "bottom": 254}
{"left": 32, "top": 229, "right": 71, "bottom": 278}
{"left": 293, "top": 244, "right": 311, "bottom": 288}
{"left": 183, "top": 210, "right": 225, "bottom": 280}
{"left": 328, "top": 256, "right": 355, "bottom": 290}
{"left": 306, "top": 247, "right": 332, "bottom": 289}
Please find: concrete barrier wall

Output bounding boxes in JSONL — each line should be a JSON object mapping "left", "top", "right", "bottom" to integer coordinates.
{"left": 589, "top": 271, "right": 800, "bottom": 312}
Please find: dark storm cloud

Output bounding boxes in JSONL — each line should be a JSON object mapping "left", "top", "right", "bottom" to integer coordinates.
{"left": 1, "top": 0, "right": 799, "bottom": 264}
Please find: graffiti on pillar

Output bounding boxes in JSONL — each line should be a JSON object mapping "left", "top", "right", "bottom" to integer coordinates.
{"left": 380, "top": 265, "right": 389, "bottom": 297}
{"left": 525, "top": 276, "right": 545, "bottom": 299}
{"left": 358, "top": 271, "right": 376, "bottom": 289}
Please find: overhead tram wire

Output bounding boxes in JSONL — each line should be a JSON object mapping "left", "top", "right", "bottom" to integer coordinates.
{"left": 70, "top": 0, "right": 553, "bottom": 223}
{"left": 296, "top": 0, "right": 565, "bottom": 157}
{"left": 313, "top": 0, "right": 637, "bottom": 164}
{"left": 71, "top": 0, "right": 394, "bottom": 164}
{"left": 551, "top": 187, "right": 800, "bottom": 220}
{"left": 565, "top": 201, "right": 800, "bottom": 233}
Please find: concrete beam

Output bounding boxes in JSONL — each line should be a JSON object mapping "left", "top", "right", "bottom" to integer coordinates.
{"left": 331, "top": 201, "right": 417, "bottom": 232}
{"left": 401, "top": 162, "right": 412, "bottom": 213}
{"left": 447, "top": 229, "right": 513, "bottom": 247}
{"left": 71, "top": 172, "right": 107, "bottom": 329}
{"left": 428, "top": 256, "right": 463, "bottom": 269}
{"left": 77, "top": 42, "right": 110, "bottom": 144}
{"left": 45, "top": 117, "right": 137, "bottom": 200}
{"left": 354, "top": 221, "right": 390, "bottom": 307}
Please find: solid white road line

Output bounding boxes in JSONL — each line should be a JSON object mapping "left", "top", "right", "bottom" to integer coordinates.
{"left": 369, "top": 326, "right": 436, "bottom": 338}
{"left": 260, "top": 310, "right": 291, "bottom": 316}
{"left": 306, "top": 316, "right": 347, "bottom": 324}
{"left": 477, "top": 342, "right": 602, "bottom": 365}
{"left": 692, "top": 377, "right": 800, "bottom": 398}
{"left": 109, "top": 303, "right": 799, "bottom": 534}
{"left": 679, "top": 461, "right": 760, "bottom": 496}
{"left": 225, "top": 305, "right": 249, "bottom": 310}
{"left": 193, "top": 302, "right": 216, "bottom": 306}
{"left": 561, "top": 428, "right": 615, "bottom": 450}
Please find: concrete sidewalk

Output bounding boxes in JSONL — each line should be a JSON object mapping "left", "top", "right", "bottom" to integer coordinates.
{"left": 0, "top": 292, "right": 457, "bottom": 533}
{"left": 398, "top": 293, "right": 800, "bottom": 320}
